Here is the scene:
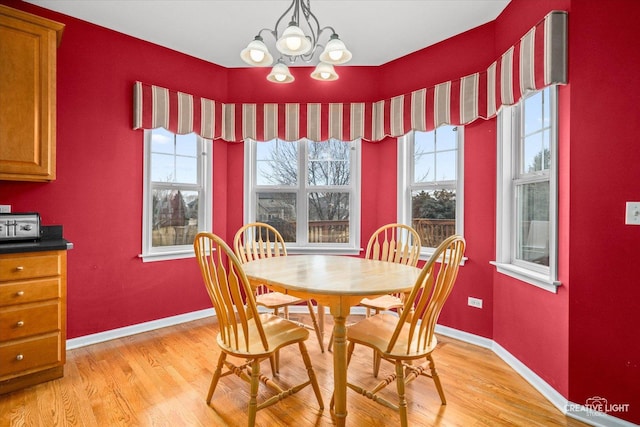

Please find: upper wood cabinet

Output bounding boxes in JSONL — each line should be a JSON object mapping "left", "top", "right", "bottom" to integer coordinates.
{"left": 0, "top": 5, "right": 64, "bottom": 182}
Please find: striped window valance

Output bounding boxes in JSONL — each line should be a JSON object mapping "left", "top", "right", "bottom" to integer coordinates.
{"left": 133, "top": 11, "right": 567, "bottom": 143}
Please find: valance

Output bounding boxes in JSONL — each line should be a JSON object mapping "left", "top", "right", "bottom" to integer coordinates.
{"left": 133, "top": 11, "right": 567, "bottom": 142}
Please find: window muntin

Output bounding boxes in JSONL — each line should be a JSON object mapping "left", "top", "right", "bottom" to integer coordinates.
{"left": 142, "top": 128, "right": 212, "bottom": 261}
{"left": 495, "top": 86, "right": 559, "bottom": 291}
{"left": 398, "top": 126, "right": 464, "bottom": 253}
{"left": 246, "top": 138, "right": 360, "bottom": 253}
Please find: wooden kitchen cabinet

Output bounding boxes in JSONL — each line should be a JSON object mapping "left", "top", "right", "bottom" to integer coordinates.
{"left": 0, "top": 5, "right": 64, "bottom": 181}
{"left": 0, "top": 250, "right": 67, "bottom": 394}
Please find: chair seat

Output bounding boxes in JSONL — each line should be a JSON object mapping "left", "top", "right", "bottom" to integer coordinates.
{"left": 359, "top": 294, "right": 403, "bottom": 311}
{"left": 347, "top": 313, "right": 438, "bottom": 359}
{"left": 255, "top": 291, "right": 305, "bottom": 309}
{"left": 217, "top": 313, "right": 309, "bottom": 358}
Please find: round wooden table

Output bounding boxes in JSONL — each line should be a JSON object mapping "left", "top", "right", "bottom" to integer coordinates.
{"left": 242, "top": 254, "right": 420, "bottom": 426}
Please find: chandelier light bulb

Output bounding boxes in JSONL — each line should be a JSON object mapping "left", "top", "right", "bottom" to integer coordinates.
{"left": 310, "top": 62, "right": 338, "bottom": 81}
{"left": 249, "top": 49, "right": 265, "bottom": 63}
{"left": 286, "top": 36, "right": 302, "bottom": 51}
{"left": 267, "top": 61, "right": 295, "bottom": 84}
{"left": 240, "top": 36, "right": 273, "bottom": 66}
{"left": 276, "top": 23, "right": 312, "bottom": 55}
{"left": 328, "top": 50, "right": 343, "bottom": 61}
{"left": 319, "top": 34, "right": 352, "bottom": 65}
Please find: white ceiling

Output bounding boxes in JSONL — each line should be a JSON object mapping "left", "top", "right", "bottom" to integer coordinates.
{"left": 25, "top": 0, "right": 511, "bottom": 68}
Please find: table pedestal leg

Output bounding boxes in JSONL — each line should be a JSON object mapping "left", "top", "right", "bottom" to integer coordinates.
{"left": 331, "top": 304, "right": 348, "bottom": 427}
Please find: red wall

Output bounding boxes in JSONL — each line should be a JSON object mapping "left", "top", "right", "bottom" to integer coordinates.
{"left": 566, "top": 0, "right": 640, "bottom": 420}
{"left": 1, "top": 0, "right": 639, "bottom": 423}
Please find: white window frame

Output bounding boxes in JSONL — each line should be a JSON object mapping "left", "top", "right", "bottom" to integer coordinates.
{"left": 494, "top": 86, "right": 560, "bottom": 292}
{"left": 141, "top": 129, "right": 212, "bottom": 262}
{"left": 244, "top": 138, "right": 361, "bottom": 255}
{"left": 397, "top": 126, "right": 465, "bottom": 260}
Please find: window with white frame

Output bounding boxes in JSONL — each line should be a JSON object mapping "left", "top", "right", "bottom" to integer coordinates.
{"left": 398, "top": 126, "right": 464, "bottom": 255}
{"left": 244, "top": 138, "right": 360, "bottom": 253}
{"left": 495, "top": 86, "right": 560, "bottom": 292}
{"left": 141, "top": 128, "right": 212, "bottom": 261}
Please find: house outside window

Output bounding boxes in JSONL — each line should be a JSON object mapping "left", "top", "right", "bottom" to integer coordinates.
{"left": 244, "top": 138, "right": 360, "bottom": 254}
{"left": 495, "top": 86, "right": 560, "bottom": 292}
{"left": 397, "top": 126, "right": 464, "bottom": 256}
{"left": 141, "top": 128, "right": 212, "bottom": 261}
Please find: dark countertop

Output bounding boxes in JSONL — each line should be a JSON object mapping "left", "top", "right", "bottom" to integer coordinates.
{"left": 0, "top": 238, "right": 73, "bottom": 255}
{"left": 0, "top": 225, "right": 72, "bottom": 255}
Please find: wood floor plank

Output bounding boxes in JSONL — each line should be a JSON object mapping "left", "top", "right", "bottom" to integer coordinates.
{"left": 0, "top": 316, "right": 590, "bottom": 426}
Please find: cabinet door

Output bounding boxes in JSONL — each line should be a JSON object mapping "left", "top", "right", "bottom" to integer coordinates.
{"left": 0, "top": 7, "right": 63, "bottom": 181}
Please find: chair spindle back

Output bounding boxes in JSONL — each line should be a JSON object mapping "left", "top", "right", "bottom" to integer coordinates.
{"left": 387, "top": 235, "right": 465, "bottom": 355}
{"left": 366, "top": 223, "right": 422, "bottom": 267}
{"left": 194, "top": 232, "right": 269, "bottom": 353}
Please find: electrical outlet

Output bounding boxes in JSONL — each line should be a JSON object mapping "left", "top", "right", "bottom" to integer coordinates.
{"left": 468, "top": 297, "right": 483, "bottom": 309}
{"left": 626, "top": 202, "right": 640, "bottom": 225}
{"left": 0, "top": 205, "right": 11, "bottom": 213}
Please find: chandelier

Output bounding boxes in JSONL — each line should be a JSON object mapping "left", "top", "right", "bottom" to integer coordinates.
{"left": 240, "top": 0, "right": 352, "bottom": 83}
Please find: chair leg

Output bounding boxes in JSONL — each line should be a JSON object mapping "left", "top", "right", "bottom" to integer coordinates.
{"left": 346, "top": 341, "right": 356, "bottom": 366}
{"left": 395, "top": 360, "right": 409, "bottom": 427}
{"left": 373, "top": 350, "right": 382, "bottom": 378}
{"left": 207, "top": 352, "right": 227, "bottom": 404}
{"left": 427, "top": 354, "right": 447, "bottom": 405}
{"left": 248, "top": 359, "right": 260, "bottom": 427}
{"left": 328, "top": 330, "right": 334, "bottom": 352}
{"left": 306, "top": 300, "right": 324, "bottom": 353}
{"left": 269, "top": 354, "right": 278, "bottom": 376}
{"left": 298, "top": 342, "right": 324, "bottom": 409}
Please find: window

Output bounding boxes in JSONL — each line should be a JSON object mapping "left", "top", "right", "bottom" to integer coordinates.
{"left": 141, "top": 128, "right": 212, "bottom": 261}
{"left": 244, "top": 138, "right": 360, "bottom": 253}
{"left": 398, "top": 126, "right": 464, "bottom": 256}
{"left": 495, "top": 86, "right": 560, "bottom": 292}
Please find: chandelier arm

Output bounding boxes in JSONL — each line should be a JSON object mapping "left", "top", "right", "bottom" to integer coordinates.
{"left": 256, "top": 28, "right": 278, "bottom": 41}
{"left": 300, "top": 0, "right": 320, "bottom": 48}
{"left": 273, "top": 0, "right": 298, "bottom": 39}
{"left": 300, "top": 43, "right": 324, "bottom": 62}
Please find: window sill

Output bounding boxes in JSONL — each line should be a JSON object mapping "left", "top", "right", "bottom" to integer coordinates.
{"left": 139, "top": 250, "right": 196, "bottom": 263}
{"left": 288, "top": 247, "right": 362, "bottom": 256}
{"left": 420, "top": 250, "right": 468, "bottom": 266}
{"left": 490, "top": 261, "right": 561, "bottom": 293}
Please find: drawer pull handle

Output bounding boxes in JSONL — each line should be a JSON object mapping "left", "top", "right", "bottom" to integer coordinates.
{"left": 15, "top": 266, "right": 24, "bottom": 271}
{"left": 16, "top": 321, "right": 25, "bottom": 327}
{"left": 16, "top": 354, "right": 24, "bottom": 361}
{"left": 16, "top": 291, "right": 25, "bottom": 297}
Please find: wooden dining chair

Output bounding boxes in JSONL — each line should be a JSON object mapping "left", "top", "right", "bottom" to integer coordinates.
{"left": 339, "top": 235, "right": 465, "bottom": 427}
{"left": 328, "top": 223, "right": 421, "bottom": 353}
{"left": 359, "top": 223, "right": 422, "bottom": 316}
{"left": 193, "top": 232, "right": 324, "bottom": 427}
{"left": 234, "top": 222, "right": 325, "bottom": 355}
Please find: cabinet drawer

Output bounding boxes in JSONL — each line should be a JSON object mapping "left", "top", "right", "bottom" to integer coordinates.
{"left": 0, "top": 333, "right": 61, "bottom": 377}
{"left": 0, "top": 301, "right": 59, "bottom": 340}
{"left": 0, "top": 278, "right": 61, "bottom": 306}
{"left": 0, "top": 252, "right": 61, "bottom": 281}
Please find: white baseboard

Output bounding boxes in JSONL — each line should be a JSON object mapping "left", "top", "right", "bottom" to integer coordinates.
{"left": 434, "top": 324, "right": 493, "bottom": 349}
{"left": 66, "top": 308, "right": 215, "bottom": 350}
{"left": 66, "top": 308, "right": 636, "bottom": 426}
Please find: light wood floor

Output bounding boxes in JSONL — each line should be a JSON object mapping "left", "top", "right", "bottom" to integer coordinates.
{"left": 0, "top": 315, "right": 590, "bottom": 427}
